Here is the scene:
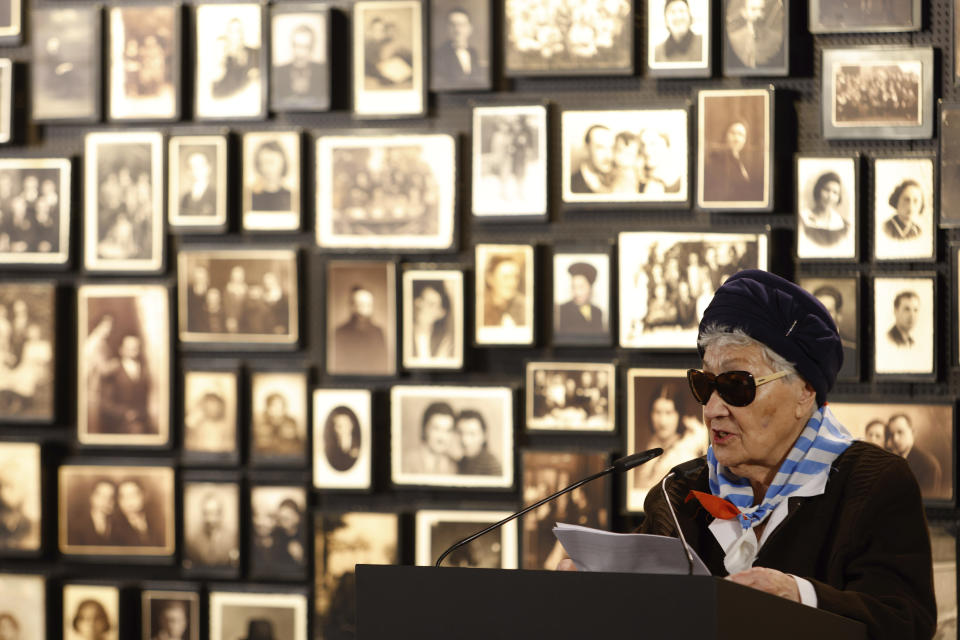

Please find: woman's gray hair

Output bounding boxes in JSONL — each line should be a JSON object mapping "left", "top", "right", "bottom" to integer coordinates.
{"left": 697, "top": 324, "right": 800, "bottom": 381}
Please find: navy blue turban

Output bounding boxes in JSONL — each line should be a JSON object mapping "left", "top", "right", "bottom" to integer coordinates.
{"left": 697, "top": 269, "right": 843, "bottom": 407}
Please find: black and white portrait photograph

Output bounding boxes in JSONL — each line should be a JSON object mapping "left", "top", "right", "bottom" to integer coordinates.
{"left": 0, "top": 0, "right": 20, "bottom": 45}
{"left": 194, "top": 3, "right": 265, "bottom": 121}
{"left": 168, "top": 135, "right": 228, "bottom": 230}
{"left": 561, "top": 108, "right": 689, "bottom": 205}
{"left": 525, "top": 362, "right": 615, "bottom": 432}
{"left": 504, "top": 0, "right": 633, "bottom": 76}
{"left": 873, "top": 157, "right": 935, "bottom": 261}
{"left": 722, "top": 0, "right": 787, "bottom": 76}
{"left": 59, "top": 464, "right": 175, "bottom": 556}
{"left": 522, "top": 451, "right": 609, "bottom": 569}
{"left": 84, "top": 131, "right": 164, "bottom": 273}
{"left": 0, "top": 574, "right": 44, "bottom": 639}
{"left": 402, "top": 268, "right": 463, "bottom": 370}
{"left": 647, "top": 0, "right": 710, "bottom": 77}
{"left": 63, "top": 584, "right": 119, "bottom": 640}
{"left": 940, "top": 105, "right": 960, "bottom": 227}
{"left": 0, "top": 283, "right": 54, "bottom": 422}
{"left": 352, "top": 0, "right": 425, "bottom": 117}
{"left": 209, "top": 591, "right": 307, "bottom": 640}
{"left": 178, "top": 248, "right": 299, "bottom": 346}
{"left": 795, "top": 155, "right": 858, "bottom": 261}
{"left": 0, "top": 442, "right": 40, "bottom": 553}
{"left": 391, "top": 385, "right": 514, "bottom": 488}
{"left": 0, "top": 59, "right": 10, "bottom": 143}
{"left": 873, "top": 276, "right": 936, "bottom": 378}
{"left": 618, "top": 231, "right": 768, "bottom": 349}
{"left": 553, "top": 251, "right": 610, "bottom": 345}
{"left": 31, "top": 6, "right": 100, "bottom": 122}
{"left": 430, "top": 0, "right": 490, "bottom": 91}
{"left": 475, "top": 243, "right": 534, "bottom": 346}
{"left": 313, "top": 389, "right": 371, "bottom": 490}
{"left": 270, "top": 4, "right": 329, "bottom": 112}
{"left": 798, "top": 276, "right": 859, "bottom": 382}
{"left": 142, "top": 591, "right": 199, "bottom": 640}
{"left": 242, "top": 131, "right": 301, "bottom": 231}
{"left": 108, "top": 5, "right": 179, "bottom": 121}
{"left": 697, "top": 88, "right": 772, "bottom": 210}
{"left": 315, "top": 133, "right": 456, "bottom": 251}
{"left": 77, "top": 284, "right": 169, "bottom": 447}
{"left": 929, "top": 524, "right": 958, "bottom": 639}
{"left": 810, "top": 0, "right": 920, "bottom": 33}
{"left": 183, "top": 370, "right": 237, "bottom": 460}
{"left": 249, "top": 486, "right": 308, "bottom": 579}
{"left": 415, "top": 509, "right": 517, "bottom": 567}
{"left": 182, "top": 480, "right": 239, "bottom": 572}
{"left": 0, "top": 158, "right": 71, "bottom": 266}
{"left": 250, "top": 371, "right": 307, "bottom": 466}
{"left": 326, "top": 260, "right": 396, "bottom": 377}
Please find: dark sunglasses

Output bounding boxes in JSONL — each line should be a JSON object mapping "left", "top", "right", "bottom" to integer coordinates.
{"left": 686, "top": 368, "right": 789, "bottom": 407}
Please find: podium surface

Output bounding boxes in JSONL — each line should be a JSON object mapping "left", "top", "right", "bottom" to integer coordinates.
{"left": 357, "top": 565, "right": 867, "bottom": 640}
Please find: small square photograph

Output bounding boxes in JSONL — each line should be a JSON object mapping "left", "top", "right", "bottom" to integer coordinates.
{"left": 0, "top": 59, "right": 11, "bottom": 144}
{"left": 270, "top": 4, "right": 330, "bottom": 112}
{"left": 183, "top": 370, "right": 238, "bottom": 458}
{"left": 142, "top": 591, "right": 199, "bottom": 640}
{"left": 415, "top": 509, "right": 517, "bottom": 568}
{"left": 0, "top": 442, "right": 40, "bottom": 553}
{"left": 313, "top": 389, "right": 372, "bottom": 490}
{"left": 430, "top": 0, "right": 491, "bottom": 91}
{"left": 0, "top": 283, "right": 55, "bottom": 421}
{"left": 873, "top": 157, "right": 935, "bottom": 261}
{"left": 795, "top": 156, "right": 858, "bottom": 260}
{"left": 472, "top": 104, "right": 548, "bottom": 218}
{"left": 553, "top": 251, "right": 610, "bottom": 344}
{"left": 798, "top": 276, "right": 859, "bottom": 382}
{"left": 64, "top": 584, "right": 119, "bottom": 640}
{"left": 352, "top": 0, "right": 425, "bottom": 117}
{"left": 182, "top": 481, "right": 240, "bottom": 572}
{"left": 561, "top": 109, "right": 689, "bottom": 205}
{"left": 697, "top": 88, "right": 772, "bottom": 210}
{"left": 626, "top": 368, "right": 708, "bottom": 511}
{"left": 0, "top": 574, "right": 45, "bottom": 638}
{"left": 475, "top": 243, "right": 535, "bottom": 346}
{"left": 391, "top": 385, "right": 514, "bottom": 488}
{"left": 525, "top": 362, "right": 615, "bottom": 432}
{"left": 503, "top": 0, "right": 633, "bottom": 76}
{"left": 522, "top": 451, "right": 609, "bottom": 569}
{"left": 83, "top": 131, "right": 165, "bottom": 273}
{"left": 209, "top": 591, "right": 308, "bottom": 640}
{"left": 873, "top": 276, "right": 936, "bottom": 377}
{"left": 0, "top": 158, "right": 72, "bottom": 266}
{"left": 940, "top": 105, "right": 960, "bottom": 227}
{"left": 250, "top": 371, "right": 308, "bottom": 466}
{"left": 242, "top": 131, "right": 301, "bottom": 231}
{"left": 647, "top": 0, "right": 710, "bottom": 76}
{"left": 810, "top": 0, "right": 920, "bottom": 33}
{"left": 250, "top": 486, "right": 308, "bottom": 578}
{"left": 194, "top": 3, "right": 265, "bottom": 121}
{"left": 928, "top": 524, "right": 958, "bottom": 638}
{"left": 326, "top": 260, "right": 396, "bottom": 377}
{"left": 168, "top": 135, "right": 228, "bottom": 230}
{"left": 0, "top": 0, "right": 21, "bottom": 44}
{"left": 401, "top": 269, "right": 464, "bottom": 370}
{"left": 31, "top": 6, "right": 100, "bottom": 122}
{"left": 77, "top": 284, "right": 169, "bottom": 447}
{"left": 108, "top": 5, "right": 179, "bottom": 121}
{"left": 722, "top": 0, "right": 787, "bottom": 76}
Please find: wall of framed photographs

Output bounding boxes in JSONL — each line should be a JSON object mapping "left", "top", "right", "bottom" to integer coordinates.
{"left": 2, "top": 0, "right": 960, "bottom": 637}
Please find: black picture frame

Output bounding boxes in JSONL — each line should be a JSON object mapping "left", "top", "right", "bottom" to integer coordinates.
{"left": 794, "top": 153, "right": 860, "bottom": 263}
{"left": 721, "top": 0, "right": 789, "bottom": 77}
{"left": 269, "top": 3, "right": 331, "bottom": 113}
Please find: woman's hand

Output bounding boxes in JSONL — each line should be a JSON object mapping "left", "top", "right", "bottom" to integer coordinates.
{"left": 556, "top": 558, "right": 578, "bottom": 571}
{"left": 725, "top": 567, "right": 800, "bottom": 602}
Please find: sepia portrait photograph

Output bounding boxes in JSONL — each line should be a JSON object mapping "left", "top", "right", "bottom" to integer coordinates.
{"left": 475, "top": 243, "right": 534, "bottom": 346}
{"left": 182, "top": 369, "right": 238, "bottom": 462}
{"left": 798, "top": 276, "right": 859, "bottom": 382}
{"left": 561, "top": 108, "right": 689, "bottom": 205}
{"left": 873, "top": 275, "right": 936, "bottom": 378}
{"left": 391, "top": 385, "right": 514, "bottom": 488}
{"left": 0, "top": 283, "right": 55, "bottom": 421}
{"left": 59, "top": 464, "right": 175, "bottom": 557}
{"left": 242, "top": 130, "right": 301, "bottom": 231}
{"left": 0, "top": 574, "right": 44, "bottom": 638}
{"left": 63, "top": 584, "right": 119, "bottom": 640}
{"left": 142, "top": 590, "right": 199, "bottom": 640}
{"left": 182, "top": 480, "right": 240, "bottom": 573}
{"left": 250, "top": 370, "right": 308, "bottom": 467}
{"left": 168, "top": 135, "right": 228, "bottom": 231}
{"left": 194, "top": 3, "right": 265, "bottom": 121}
{"left": 270, "top": 4, "right": 330, "bottom": 112}
{"left": 722, "top": 0, "right": 788, "bottom": 76}
{"left": 415, "top": 509, "right": 517, "bottom": 567}
{"left": 430, "top": 0, "right": 490, "bottom": 91}
{"left": 929, "top": 524, "right": 958, "bottom": 638}
{"left": 472, "top": 104, "right": 548, "bottom": 219}
{"left": 108, "top": 5, "right": 179, "bottom": 121}
{"left": 249, "top": 486, "right": 308, "bottom": 579}
{"left": 795, "top": 155, "right": 858, "bottom": 261}
{"left": 873, "top": 157, "right": 935, "bottom": 261}
{"left": 0, "top": 59, "right": 10, "bottom": 143}
{"left": 504, "top": 0, "right": 633, "bottom": 76}
{"left": 326, "top": 260, "right": 396, "bottom": 377}
{"left": 0, "top": 0, "right": 20, "bottom": 45}
{"left": 31, "top": 6, "right": 100, "bottom": 122}
{"left": 553, "top": 250, "right": 610, "bottom": 345}
{"left": 352, "top": 0, "right": 425, "bottom": 118}
{"left": 77, "top": 284, "right": 169, "bottom": 447}
{"left": 697, "top": 88, "right": 772, "bottom": 210}
{"left": 940, "top": 105, "right": 960, "bottom": 227}
{"left": 316, "top": 133, "right": 456, "bottom": 251}
{"left": 522, "top": 451, "right": 609, "bottom": 569}
{"left": 84, "top": 131, "right": 164, "bottom": 273}
{"left": 0, "top": 158, "right": 71, "bottom": 266}
{"left": 525, "top": 362, "right": 615, "bottom": 432}
{"left": 0, "top": 442, "right": 40, "bottom": 554}
{"left": 209, "top": 591, "right": 307, "bottom": 640}
{"left": 810, "top": 0, "right": 920, "bottom": 33}
{"left": 313, "top": 389, "right": 371, "bottom": 490}
{"left": 647, "top": 0, "right": 710, "bottom": 77}
{"left": 619, "top": 231, "right": 768, "bottom": 349}
{"left": 178, "top": 248, "right": 299, "bottom": 346}
{"left": 402, "top": 268, "right": 463, "bottom": 370}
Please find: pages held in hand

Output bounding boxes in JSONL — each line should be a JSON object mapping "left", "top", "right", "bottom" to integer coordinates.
{"left": 553, "top": 522, "right": 711, "bottom": 575}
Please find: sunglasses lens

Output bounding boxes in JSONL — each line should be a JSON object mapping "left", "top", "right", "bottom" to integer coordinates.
{"left": 687, "top": 370, "right": 714, "bottom": 405}
{"left": 716, "top": 371, "right": 755, "bottom": 407}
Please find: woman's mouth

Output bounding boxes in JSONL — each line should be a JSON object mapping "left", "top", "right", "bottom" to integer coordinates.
{"left": 712, "top": 429, "right": 736, "bottom": 444}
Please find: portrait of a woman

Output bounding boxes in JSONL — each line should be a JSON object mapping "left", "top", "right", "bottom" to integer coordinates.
{"left": 882, "top": 179, "right": 924, "bottom": 240}
{"left": 409, "top": 279, "right": 453, "bottom": 360}
{"left": 323, "top": 406, "right": 361, "bottom": 472}
{"left": 798, "top": 171, "right": 850, "bottom": 247}
{"left": 71, "top": 599, "right": 112, "bottom": 640}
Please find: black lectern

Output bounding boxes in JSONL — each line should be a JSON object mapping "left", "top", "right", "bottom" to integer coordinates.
{"left": 356, "top": 565, "right": 867, "bottom": 639}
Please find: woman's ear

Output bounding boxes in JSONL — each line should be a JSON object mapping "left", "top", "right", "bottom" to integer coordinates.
{"left": 794, "top": 381, "right": 816, "bottom": 419}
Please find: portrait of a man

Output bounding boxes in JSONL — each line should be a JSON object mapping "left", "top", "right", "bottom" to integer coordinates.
{"left": 183, "top": 483, "right": 239, "bottom": 570}
{"left": 214, "top": 17, "right": 260, "bottom": 99}
{"left": 555, "top": 261, "right": 605, "bottom": 336}
{"left": 887, "top": 290, "right": 919, "bottom": 348}
{"left": 178, "top": 150, "right": 216, "bottom": 217}
{"left": 809, "top": 283, "right": 857, "bottom": 380}
{"left": 887, "top": 413, "right": 942, "bottom": 495}
{"left": 313, "top": 389, "right": 371, "bottom": 490}
{"left": 333, "top": 286, "right": 388, "bottom": 374}
{"left": 194, "top": 4, "right": 264, "bottom": 119}
{"left": 430, "top": 2, "right": 489, "bottom": 91}
{"left": 271, "top": 11, "right": 329, "bottom": 111}
{"left": 873, "top": 276, "right": 934, "bottom": 377}
{"left": 0, "top": 443, "right": 40, "bottom": 552}
{"left": 483, "top": 254, "right": 525, "bottom": 327}
{"left": 724, "top": 0, "right": 785, "bottom": 72}
{"left": 98, "top": 334, "right": 152, "bottom": 435}
{"left": 654, "top": 0, "right": 703, "bottom": 63}
{"left": 570, "top": 125, "right": 614, "bottom": 194}
{"left": 145, "top": 597, "right": 194, "bottom": 640}
{"left": 323, "top": 407, "right": 361, "bottom": 472}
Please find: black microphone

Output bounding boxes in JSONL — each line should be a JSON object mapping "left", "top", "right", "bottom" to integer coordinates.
{"left": 434, "top": 448, "right": 664, "bottom": 568}
{"left": 661, "top": 456, "right": 706, "bottom": 576}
